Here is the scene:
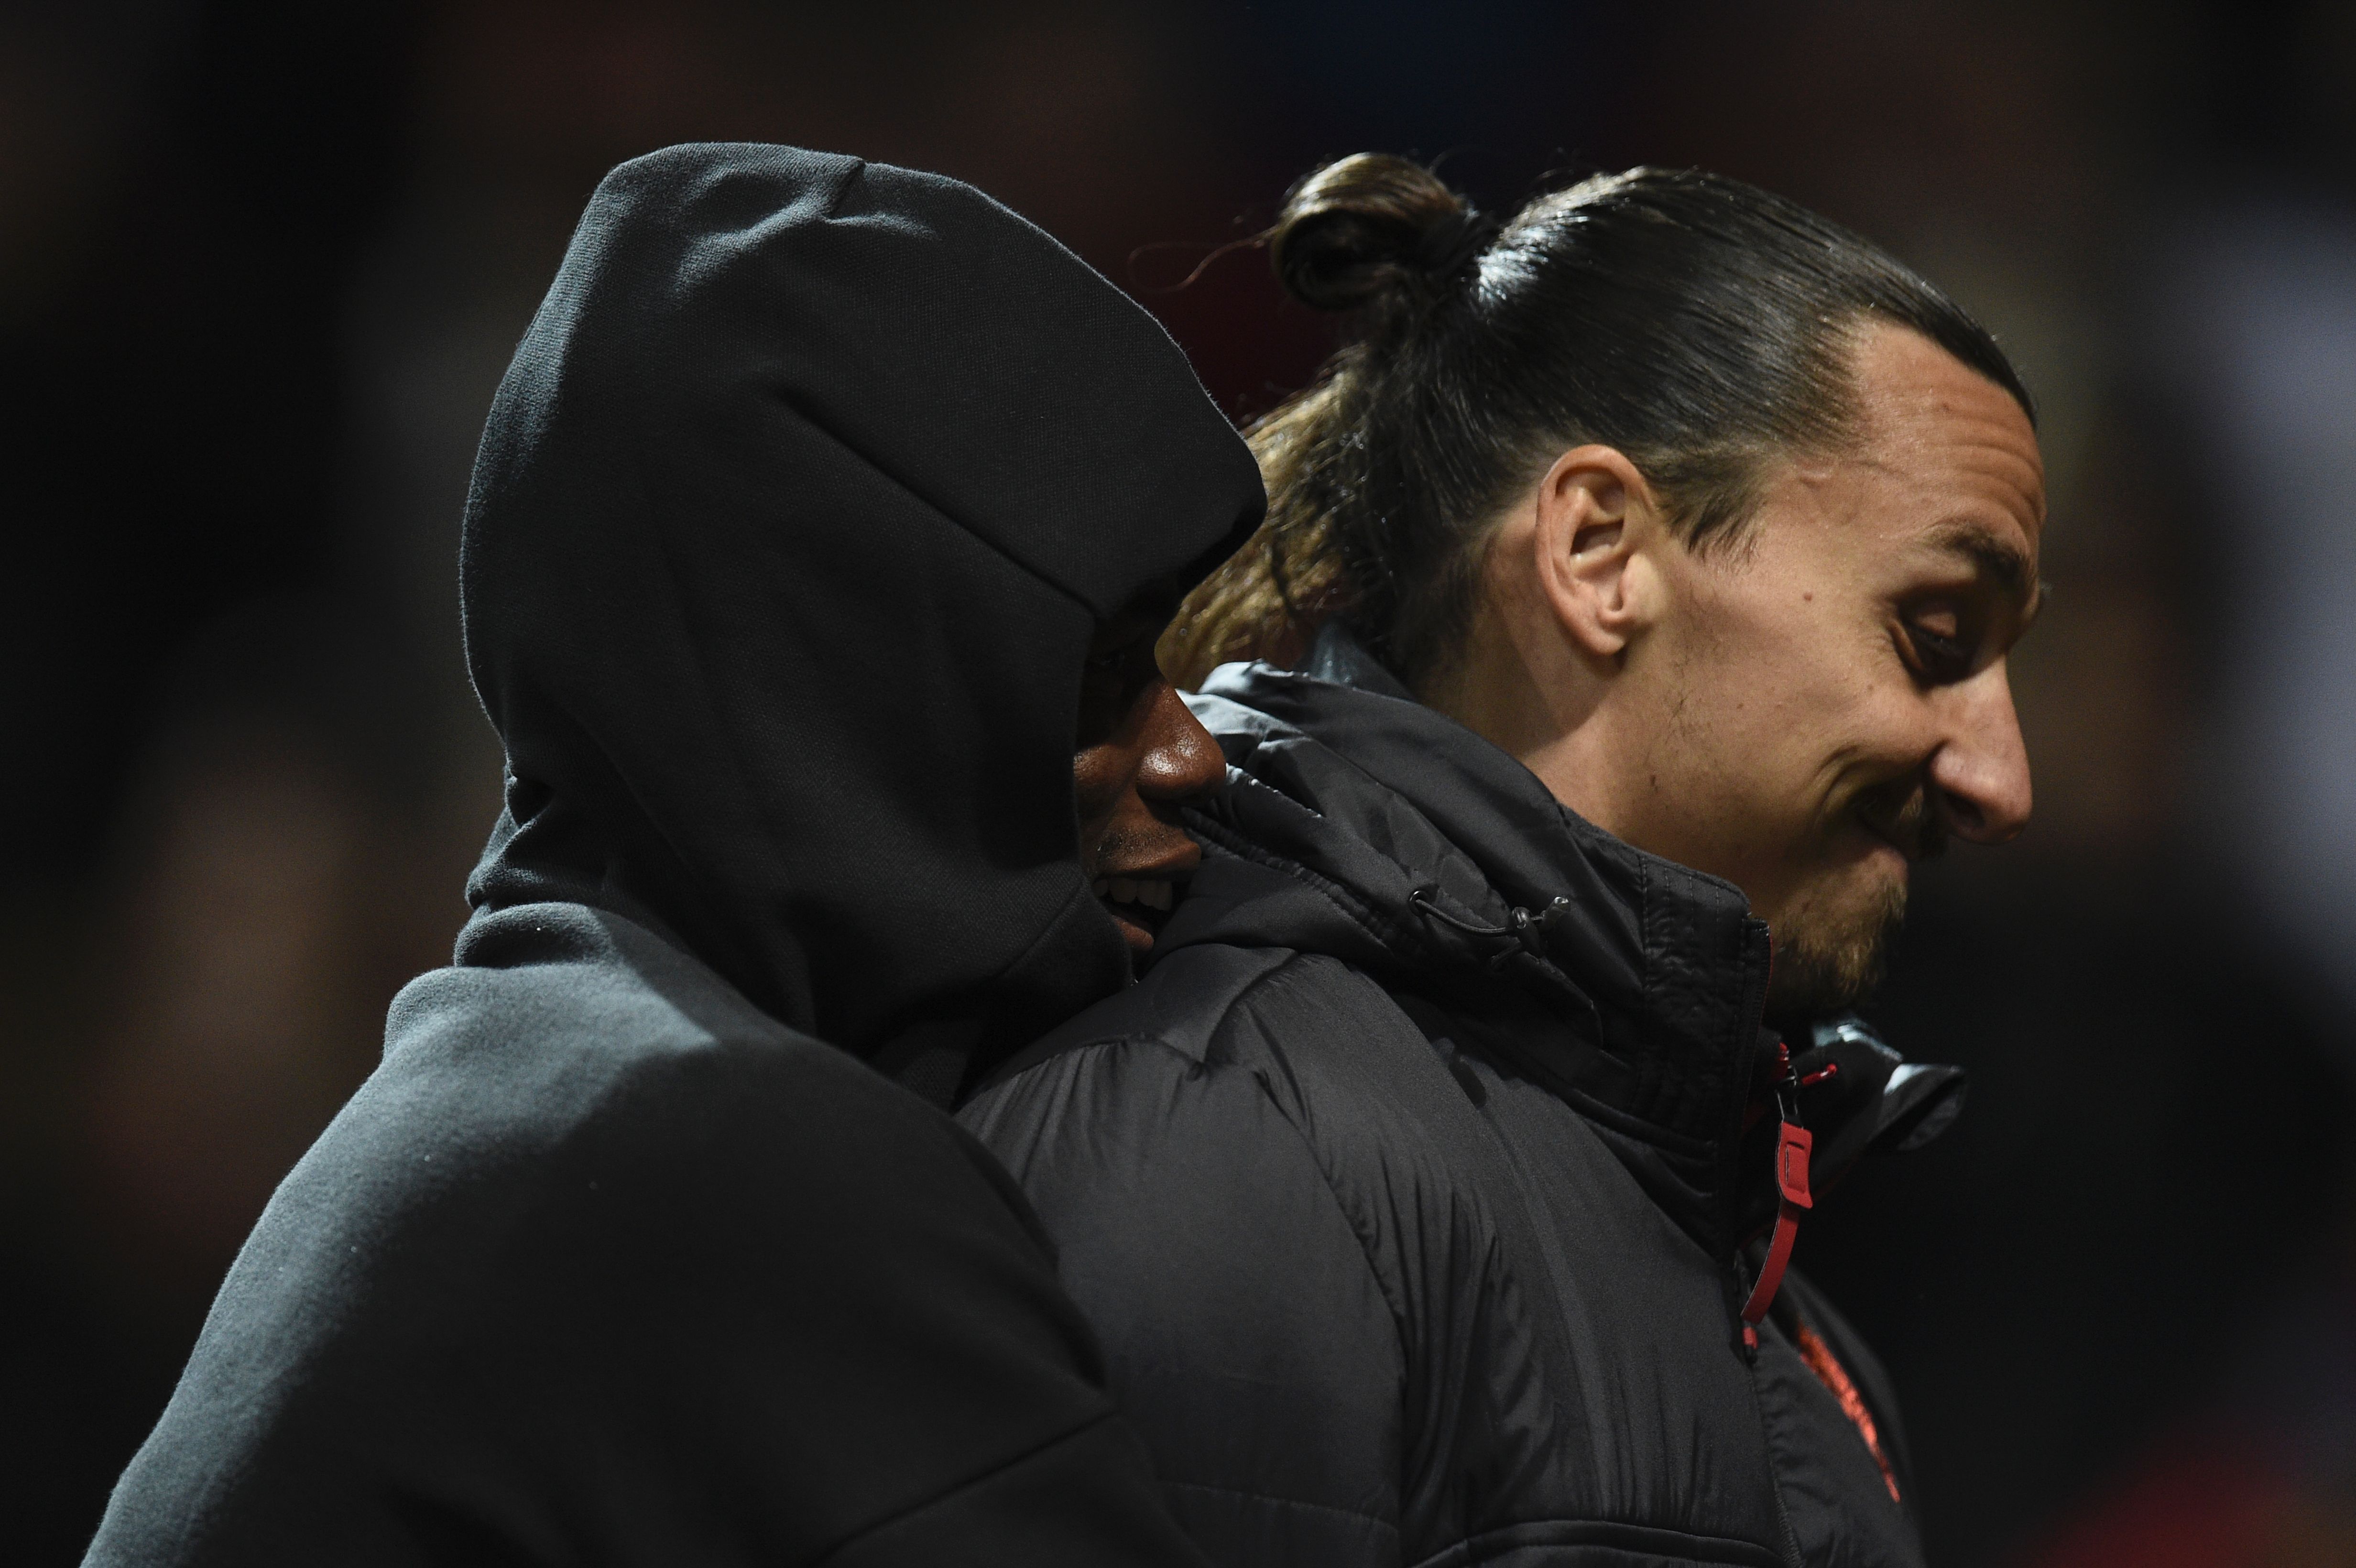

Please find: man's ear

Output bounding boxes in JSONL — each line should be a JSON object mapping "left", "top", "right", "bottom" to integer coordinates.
{"left": 1528, "top": 445, "right": 1663, "bottom": 662}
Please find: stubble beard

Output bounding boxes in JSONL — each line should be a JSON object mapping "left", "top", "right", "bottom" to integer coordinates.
{"left": 1763, "top": 778, "right": 1944, "bottom": 1022}
{"left": 1764, "top": 873, "right": 1909, "bottom": 1022}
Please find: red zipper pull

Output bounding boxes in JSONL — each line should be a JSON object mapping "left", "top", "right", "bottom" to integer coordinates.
{"left": 1740, "top": 1041, "right": 1814, "bottom": 1346}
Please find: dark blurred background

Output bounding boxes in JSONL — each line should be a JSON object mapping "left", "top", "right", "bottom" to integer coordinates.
{"left": 6, "top": 2, "right": 2355, "bottom": 1563}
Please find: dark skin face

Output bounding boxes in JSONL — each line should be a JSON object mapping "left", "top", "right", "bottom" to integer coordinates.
{"left": 1074, "top": 596, "right": 1225, "bottom": 953}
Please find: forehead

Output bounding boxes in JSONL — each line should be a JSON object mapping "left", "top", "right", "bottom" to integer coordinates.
{"left": 1843, "top": 323, "right": 2045, "bottom": 542}
{"left": 1755, "top": 323, "right": 2048, "bottom": 613}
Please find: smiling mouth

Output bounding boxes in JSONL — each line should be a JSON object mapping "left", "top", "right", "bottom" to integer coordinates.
{"left": 1849, "top": 778, "right": 1947, "bottom": 867}
{"left": 1854, "top": 814, "right": 1947, "bottom": 873}
{"left": 1094, "top": 875, "right": 1180, "bottom": 951}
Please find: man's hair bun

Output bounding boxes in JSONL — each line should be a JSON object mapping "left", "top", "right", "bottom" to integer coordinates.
{"left": 1269, "top": 153, "right": 1490, "bottom": 313}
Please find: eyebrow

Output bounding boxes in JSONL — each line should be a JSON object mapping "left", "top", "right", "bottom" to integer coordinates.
{"left": 1924, "top": 519, "right": 2043, "bottom": 622}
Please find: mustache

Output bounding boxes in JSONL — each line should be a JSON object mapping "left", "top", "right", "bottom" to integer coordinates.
{"left": 1087, "top": 818, "right": 1198, "bottom": 879}
{"left": 1850, "top": 774, "right": 1949, "bottom": 863}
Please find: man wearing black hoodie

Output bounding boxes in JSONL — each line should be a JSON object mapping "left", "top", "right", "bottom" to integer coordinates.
{"left": 83, "top": 144, "right": 1262, "bottom": 1567}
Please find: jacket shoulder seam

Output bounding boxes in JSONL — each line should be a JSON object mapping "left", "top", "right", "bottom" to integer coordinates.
{"left": 1028, "top": 953, "right": 1424, "bottom": 1403}
{"left": 1160, "top": 1477, "right": 1401, "bottom": 1534}
{"left": 1209, "top": 951, "right": 1424, "bottom": 1385}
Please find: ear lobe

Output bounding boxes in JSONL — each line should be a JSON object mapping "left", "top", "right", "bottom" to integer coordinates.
{"left": 1532, "top": 446, "right": 1655, "bottom": 662}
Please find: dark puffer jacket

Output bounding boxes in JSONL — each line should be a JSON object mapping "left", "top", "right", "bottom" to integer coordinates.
{"left": 961, "top": 628, "right": 1966, "bottom": 1568}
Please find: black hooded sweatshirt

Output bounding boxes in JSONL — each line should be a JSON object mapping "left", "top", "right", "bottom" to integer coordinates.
{"left": 83, "top": 143, "right": 1264, "bottom": 1568}
{"left": 963, "top": 627, "right": 1966, "bottom": 1568}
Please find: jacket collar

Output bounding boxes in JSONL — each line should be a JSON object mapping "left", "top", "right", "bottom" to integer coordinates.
{"left": 1184, "top": 630, "right": 1767, "bottom": 1132}
{"left": 1170, "top": 627, "right": 1954, "bottom": 1253}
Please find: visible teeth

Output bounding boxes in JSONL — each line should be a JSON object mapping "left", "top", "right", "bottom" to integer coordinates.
{"left": 1096, "top": 876, "right": 1177, "bottom": 912}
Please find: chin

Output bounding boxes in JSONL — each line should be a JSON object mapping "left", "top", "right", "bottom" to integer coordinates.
{"left": 1766, "top": 867, "right": 1909, "bottom": 1021}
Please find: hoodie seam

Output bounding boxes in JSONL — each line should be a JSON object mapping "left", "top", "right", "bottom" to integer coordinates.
{"left": 763, "top": 392, "right": 1098, "bottom": 621}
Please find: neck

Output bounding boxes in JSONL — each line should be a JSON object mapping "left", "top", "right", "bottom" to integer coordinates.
{"left": 1423, "top": 604, "right": 1635, "bottom": 839}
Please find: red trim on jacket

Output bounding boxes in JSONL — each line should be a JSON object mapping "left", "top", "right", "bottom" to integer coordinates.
{"left": 1796, "top": 1320, "right": 1902, "bottom": 1503}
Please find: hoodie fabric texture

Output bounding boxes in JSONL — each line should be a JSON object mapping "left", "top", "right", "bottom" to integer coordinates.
{"left": 962, "top": 626, "right": 1966, "bottom": 1568}
{"left": 85, "top": 143, "right": 1263, "bottom": 1568}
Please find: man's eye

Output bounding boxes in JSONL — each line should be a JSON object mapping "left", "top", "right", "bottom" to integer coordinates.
{"left": 1904, "top": 620, "right": 1974, "bottom": 681}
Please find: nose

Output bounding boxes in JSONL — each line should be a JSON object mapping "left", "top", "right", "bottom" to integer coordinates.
{"left": 1135, "top": 681, "right": 1225, "bottom": 803}
{"left": 1927, "top": 660, "right": 2033, "bottom": 844}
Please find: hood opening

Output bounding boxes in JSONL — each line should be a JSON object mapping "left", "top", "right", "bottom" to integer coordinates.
{"left": 458, "top": 143, "right": 1264, "bottom": 1058}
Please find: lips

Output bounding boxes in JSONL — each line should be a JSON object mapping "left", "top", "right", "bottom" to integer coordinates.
{"left": 1850, "top": 778, "right": 1946, "bottom": 866}
{"left": 1093, "top": 874, "right": 1182, "bottom": 951}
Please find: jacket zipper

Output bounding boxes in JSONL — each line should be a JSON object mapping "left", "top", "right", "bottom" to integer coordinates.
{"left": 1730, "top": 922, "right": 1807, "bottom": 1568}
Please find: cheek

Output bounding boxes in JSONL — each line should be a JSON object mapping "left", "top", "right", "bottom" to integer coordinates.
{"left": 1663, "top": 613, "right": 1824, "bottom": 765}
{"left": 1071, "top": 745, "right": 1128, "bottom": 828}
{"left": 1664, "top": 605, "right": 1901, "bottom": 834}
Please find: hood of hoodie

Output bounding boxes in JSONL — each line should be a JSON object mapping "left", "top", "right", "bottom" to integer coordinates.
{"left": 1165, "top": 625, "right": 1963, "bottom": 1248}
{"left": 459, "top": 143, "right": 1264, "bottom": 1060}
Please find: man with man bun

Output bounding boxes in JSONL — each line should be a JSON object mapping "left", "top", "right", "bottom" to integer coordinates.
{"left": 966, "top": 154, "right": 2042, "bottom": 1568}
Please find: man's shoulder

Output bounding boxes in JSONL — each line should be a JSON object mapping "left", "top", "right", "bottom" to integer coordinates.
{"left": 95, "top": 914, "right": 1125, "bottom": 1568}
{"left": 269, "top": 903, "right": 984, "bottom": 1298}
{"left": 147, "top": 909, "right": 1027, "bottom": 1497}
{"left": 380, "top": 900, "right": 916, "bottom": 1155}
{"left": 976, "top": 939, "right": 1413, "bottom": 1093}
{"left": 961, "top": 938, "right": 1499, "bottom": 1226}
{"left": 392, "top": 900, "right": 790, "bottom": 1080}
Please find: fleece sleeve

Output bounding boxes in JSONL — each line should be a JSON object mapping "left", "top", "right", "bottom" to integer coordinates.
{"left": 85, "top": 1028, "right": 1212, "bottom": 1568}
